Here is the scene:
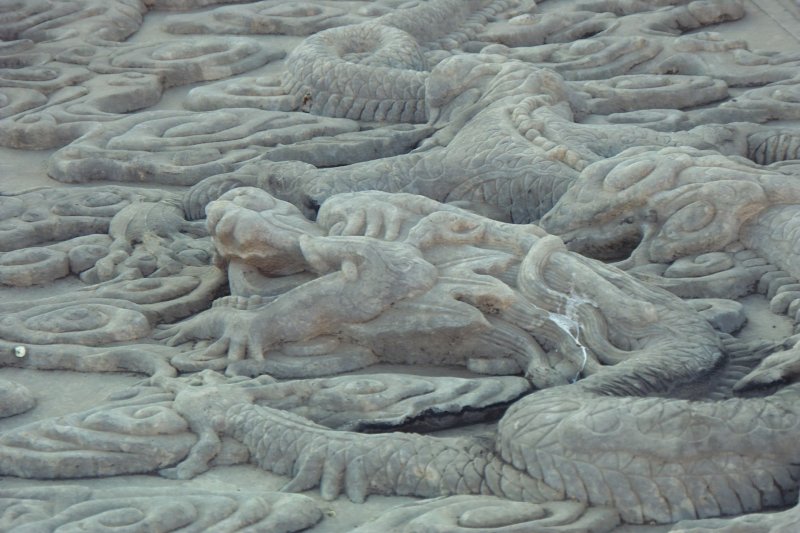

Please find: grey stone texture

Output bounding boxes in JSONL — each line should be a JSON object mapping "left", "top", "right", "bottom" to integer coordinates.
{"left": 2, "top": 0, "right": 800, "bottom": 531}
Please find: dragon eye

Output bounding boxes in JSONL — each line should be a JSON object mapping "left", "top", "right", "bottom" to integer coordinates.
{"left": 621, "top": 216, "right": 635, "bottom": 224}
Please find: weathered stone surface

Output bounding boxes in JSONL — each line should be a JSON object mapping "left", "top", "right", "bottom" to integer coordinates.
{"left": 0, "top": 0, "right": 145, "bottom": 43}
{"left": 2, "top": 0, "right": 800, "bottom": 530}
{"left": 48, "top": 109, "right": 360, "bottom": 185}
{"left": 627, "top": 251, "right": 774, "bottom": 300}
{"left": 0, "top": 72, "right": 164, "bottom": 149}
{"left": 259, "top": 373, "right": 531, "bottom": 431}
{"left": 688, "top": 298, "right": 747, "bottom": 334}
{"left": 0, "top": 299, "right": 151, "bottom": 345}
{"left": 482, "top": 36, "right": 663, "bottom": 80}
{"left": 0, "top": 247, "right": 69, "bottom": 287}
{"left": 162, "top": 187, "right": 727, "bottom": 392}
{"left": 671, "top": 500, "right": 800, "bottom": 532}
{"left": 0, "top": 387, "right": 195, "bottom": 478}
{"left": 88, "top": 37, "right": 283, "bottom": 88}
{"left": 577, "top": 73, "right": 729, "bottom": 114}
{"left": 0, "top": 486, "right": 323, "bottom": 532}
{"left": 539, "top": 146, "right": 800, "bottom": 274}
{"left": 352, "top": 496, "right": 620, "bottom": 533}
{"left": 733, "top": 340, "right": 800, "bottom": 393}
{"left": 0, "top": 186, "right": 171, "bottom": 252}
{"left": 0, "top": 379, "right": 35, "bottom": 419}
{"left": 163, "top": 1, "right": 371, "bottom": 36}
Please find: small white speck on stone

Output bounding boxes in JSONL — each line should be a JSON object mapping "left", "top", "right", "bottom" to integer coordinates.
{"left": 14, "top": 346, "right": 26, "bottom": 358}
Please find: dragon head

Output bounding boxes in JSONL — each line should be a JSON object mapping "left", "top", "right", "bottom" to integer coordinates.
{"left": 539, "top": 146, "right": 770, "bottom": 267}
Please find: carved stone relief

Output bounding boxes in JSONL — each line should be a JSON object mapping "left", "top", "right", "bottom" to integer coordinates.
{"left": 2, "top": 1, "right": 800, "bottom": 531}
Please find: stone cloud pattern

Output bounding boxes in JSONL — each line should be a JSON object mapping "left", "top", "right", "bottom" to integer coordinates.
{"left": 1, "top": 0, "right": 800, "bottom": 531}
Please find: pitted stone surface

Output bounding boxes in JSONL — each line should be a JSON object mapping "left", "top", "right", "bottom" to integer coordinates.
{"left": 1, "top": 1, "right": 800, "bottom": 532}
